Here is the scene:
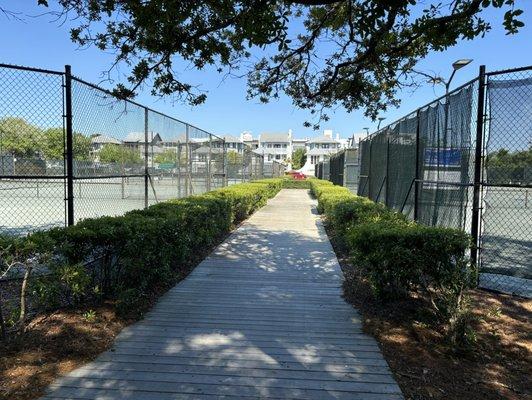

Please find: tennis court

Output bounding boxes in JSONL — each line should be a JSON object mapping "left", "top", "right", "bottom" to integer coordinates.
{"left": 0, "top": 176, "right": 218, "bottom": 235}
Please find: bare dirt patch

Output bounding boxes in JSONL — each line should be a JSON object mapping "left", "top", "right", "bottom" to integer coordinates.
{"left": 328, "top": 226, "right": 532, "bottom": 400}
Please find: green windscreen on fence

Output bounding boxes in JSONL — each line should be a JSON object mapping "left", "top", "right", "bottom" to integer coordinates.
{"left": 356, "top": 67, "right": 532, "bottom": 297}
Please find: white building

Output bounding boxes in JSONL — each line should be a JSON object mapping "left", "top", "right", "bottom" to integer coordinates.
{"left": 223, "top": 134, "right": 246, "bottom": 154}
{"left": 292, "top": 138, "right": 308, "bottom": 152}
{"left": 234, "top": 129, "right": 353, "bottom": 175}
{"left": 299, "top": 130, "right": 342, "bottom": 175}
{"left": 257, "top": 131, "right": 292, "bottom": 163}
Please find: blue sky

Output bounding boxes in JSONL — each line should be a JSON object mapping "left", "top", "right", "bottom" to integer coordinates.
{"left": 0, "top": 1, "right": 531, "bottom": 140}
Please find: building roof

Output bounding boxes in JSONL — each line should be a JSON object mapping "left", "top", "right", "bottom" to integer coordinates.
{"left": 174, "top": 133, "right": 210, "bottom": 143}
{"left": 223, "top": 134, "right": 242, "bottom": 143}
{"left": 260, "top": 133, "right": 290, "bottom": 143}
{"left": 91, "top": 134, "right": 120, "bottom": 145}
{"left": 124, "top": 132, "right": 162, "bottom": 143}
{"left": 308, "top": 135, "right": 340, "bottom": 144}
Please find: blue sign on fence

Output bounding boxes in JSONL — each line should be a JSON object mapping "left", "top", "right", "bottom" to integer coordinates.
{"left": 424, "top": 148, "right": 461, "bottom": 167}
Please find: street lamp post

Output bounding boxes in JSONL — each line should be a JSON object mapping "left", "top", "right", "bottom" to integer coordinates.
{"left": 377, "top": 117, "right": 386, "bottom": 130}
{"left": 432, "top": 58, "right": 472, "bottom": 226}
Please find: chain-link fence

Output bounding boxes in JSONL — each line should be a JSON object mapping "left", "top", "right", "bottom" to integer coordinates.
{"left": 225, "top": 145, "right": 274, "bottom": 184}
{"left": 355, "top": 65, "right": 531, "bottom": 298}
{"left": 0, "top": 65, "right": 66, "bottom": 235}
{"left": 263, "top": 160, "right": 286, "bottom": 178}
{"left": 0, "top": 63, "right": 284, "bottom": 236}
{"left": 479, "top": 67, "right": 532, "bottom": 296}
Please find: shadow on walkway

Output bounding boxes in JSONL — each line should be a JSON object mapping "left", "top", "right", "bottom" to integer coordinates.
{"left": 43, "top": 189, "right": 403, "bottom": 400}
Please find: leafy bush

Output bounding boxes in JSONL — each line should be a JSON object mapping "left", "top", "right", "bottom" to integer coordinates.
{"left": 348, "top": 222, "right": 474, "bottom": 312}
{"left": 281, "top": 177, "right": 310, "bottom": 189}
{"left": 310, "top": 178, "right": 476, "bottom": 331}
{"left": 1, "top": 179, "right": 284, "bottom": 326}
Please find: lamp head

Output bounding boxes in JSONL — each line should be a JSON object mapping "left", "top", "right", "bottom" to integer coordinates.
{"left": 452, "top": 59, "right": 473, "bottom": 71}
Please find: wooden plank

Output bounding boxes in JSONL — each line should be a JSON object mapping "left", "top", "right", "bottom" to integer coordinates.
{"left": 43, "top": 386, "right": 403, "bottom": 400}
{"left": 76, "top": 360, "right": 393, "bottom": 375}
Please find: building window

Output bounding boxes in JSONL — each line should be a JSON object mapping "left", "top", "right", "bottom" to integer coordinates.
{"left": 273, "top": 144, "right": 281, "bottom": 148}
{"left": 282, "top": 144, "right": 287, "bottom": 148}
{"left": 322, "top": 144, "right": 329, "bottom": 149}
{"left": 275, "top": 154, "right": 281, "bottom": 160}
{"left": 268, "top": 144, "right": 272, "bottom": 148}
{"left": 311, "top": 155, "right": 319, "bottom": 164}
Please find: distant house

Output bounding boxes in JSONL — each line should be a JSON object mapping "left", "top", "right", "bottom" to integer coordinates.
{"left": 241, "top": 131, "right": 259, "bottom": 150}
{"left": 90, "top": 134, "right": 121, "bottom": 151}
{"left": 258, "top": 132, "right": 292, "bottom": 163}
{"left": 292, "top": 138, "right": 308, "bottom": 152}
{"left": 123, "top": 132, "right": 163, "bottom": 164}
{"left": 300, "top": 131, "right": 342, "bottom": 175}
{"left": 223, "top": 134, "right": 245, "bottom": 154}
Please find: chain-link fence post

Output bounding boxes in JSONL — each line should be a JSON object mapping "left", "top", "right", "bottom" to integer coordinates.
{"left": 222, "top": 140, "right": 227, "bottom": 187}
{"left": 177, "top": 139, "right": 182, "bottom": 198}
{"left": 185, "top": 124, "right": 189, "bottom": 196}
{"left": 144, "top": 108, "right": 149, "bottom": 208}
{"left": 207, "top": 134, "right": 212, "bottom": 191}
{"left": 471, "top": 65, "right": 487, "bottom": 268}
{"left": 241, "top": 148, "right": 245, "bottom": 183}
{"left": 64, "top": 65, "right": 75, "bottom": 226}
{"left": 367, "top": 138, "right": 373, "bottom": 200}
{"left": 414, "top": 109, "right": 421, "bottom": 221}
{"left": 385, "top": 137, "right": 391, "bottom": 207}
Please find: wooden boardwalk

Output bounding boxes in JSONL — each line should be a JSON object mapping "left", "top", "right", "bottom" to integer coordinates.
{"left": 44, "top": 189, "right": 403, "bottom": 399}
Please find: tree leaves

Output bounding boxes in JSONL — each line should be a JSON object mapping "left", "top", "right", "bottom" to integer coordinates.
{"left": 48, "top": 1, "right": 524, "bottom": 126}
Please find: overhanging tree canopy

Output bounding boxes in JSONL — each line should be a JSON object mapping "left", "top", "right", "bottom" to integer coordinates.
{"left": 41, "top": 0, "right": 524, "bottom": 127}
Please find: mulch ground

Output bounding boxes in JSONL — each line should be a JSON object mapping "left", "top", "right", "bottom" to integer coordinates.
{"left": 327, "top": 225, "right": 532, "bottom": 400}
{"left": 0, "top": 303, "right": 127, "bottom": 400}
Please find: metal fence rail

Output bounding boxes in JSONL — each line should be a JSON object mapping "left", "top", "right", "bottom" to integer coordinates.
{"left": 0, "top": 63, "right": 286, "bottom": 235}
{"left": 355, "top": 65, "right": 531, "bottom": 297}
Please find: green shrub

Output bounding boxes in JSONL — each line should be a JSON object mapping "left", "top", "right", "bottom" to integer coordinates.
{"left": 311, "top": 178, "right": 476, "bottom": 330}
{"left": 348, "top": 221, "right": 474, "bottom": 305}
{"left": 1, "top": 179, "right": 284, "bottom": 326}
{"left": 31, "top": 262, "right": 92, "bottom": 309}
{"left": 330, "top": 196, "right": 405, "bottom": 237}
{"left": 281, "top": 177, "right": 310, "bottom": 189}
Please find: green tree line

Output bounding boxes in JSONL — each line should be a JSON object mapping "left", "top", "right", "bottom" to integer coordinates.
{"left": 486, "top": 147, "right": 532, "bottom": 184}
{"left": 0, "top": 117, "right": 91, "bottom": 160}
{"left": 98, "top": 144, "right": 142, "bottom": 164}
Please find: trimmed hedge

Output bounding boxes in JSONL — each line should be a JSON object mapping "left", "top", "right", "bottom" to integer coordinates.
{"left": 281, "top": 177, "right": 311, "bottom": 189}
{"left": 309, "top": 178, "right": 476, "bottom": 323}
{"left": 1, "top": 178, "right": 285, "bottom": 321}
